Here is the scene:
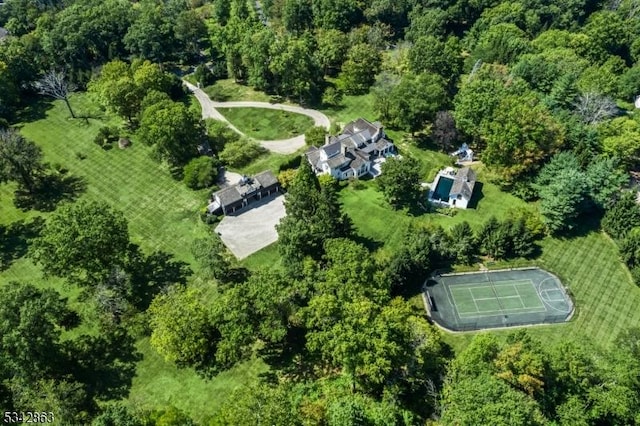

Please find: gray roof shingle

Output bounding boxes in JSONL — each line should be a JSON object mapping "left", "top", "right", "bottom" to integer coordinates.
{"left": 322, "top": 141, "right": 342, "bottom": 158}
{"left": 254, "top": 170, "right": 278, "bottom": 188}
{"left": 215, "top": 186, "right": 243, "bottom": 206}
{"left": 448, "top": 167, "right": 477, "bottom": 200}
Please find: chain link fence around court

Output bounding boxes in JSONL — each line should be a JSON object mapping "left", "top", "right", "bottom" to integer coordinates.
{"left": 423, "top": 267, "right": 574, "bottom": 332}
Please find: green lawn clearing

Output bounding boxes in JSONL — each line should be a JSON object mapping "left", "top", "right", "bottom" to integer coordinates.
{"left": 442, "top": 231, "right": 640, "bottom": 352}
{"left": 321, "top": 91, "right": 376, "bottom": 129}
{"left": 128, "top": 338, "right": 268, "bottom": 424}
{"left": 339, "top": 170, "right": 531, "bottom": 253}
{"left": 217, "top": 107, "right": 314, "bottom": 140}
{"left": 235, "top": 151, "right": 301, "bottom": 176}
{"left": 0, "top": 93, "right": 263, "bottom": 421}
{"left": 203, "top": 79, "right": 272, "bottom": 103}
{"left": 191, "top": 80, "right": 640, "bottom": 357}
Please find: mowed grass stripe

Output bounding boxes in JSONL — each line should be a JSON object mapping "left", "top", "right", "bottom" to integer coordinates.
{"left": 527, "top": 231, "right": 640, "bottom": 347}
{"left": 16, "top": 96, "right": 210, "bottom": 264}
{"left": 2, "top": 94, "right": 267, "bottom": 421}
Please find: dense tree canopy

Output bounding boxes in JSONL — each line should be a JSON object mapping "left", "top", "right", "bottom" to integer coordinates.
{"left": 137, "top": 100, "right": 205, "bottom": 166}
{"left": 31, "top": 201, "right": 130, "bottom": 285}
{"left": 3, "top": 0, "right": 640, "bottom": 423}
{"left": 277, "top": 160, "right": 352, "bottom": 267}
{"left": 0, "top": 128, "right": 45, "bottom": 193}
{"left": 149, "top": 285, "right": 218, "bottom": 371}
{"left": 377, "top": 156, "right": 422, "bottom": 209}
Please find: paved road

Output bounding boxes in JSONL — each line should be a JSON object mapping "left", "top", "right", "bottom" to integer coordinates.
{"left": 184, "top": 81, "right": 331, "bottom": 154}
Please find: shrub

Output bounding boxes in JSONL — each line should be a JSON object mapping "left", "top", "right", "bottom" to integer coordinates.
{"left": 277, "top": 169, "right": 297, "bottom": 189}
{"left": 322, "top": 86, "right": 343, "bottom": 106}
{"left": 93, "top": 126, "right": 120, "bottom": 148}
{"left": 305, "top": 126, "right": 327, "bottom": 146}
{"left": 194, "top": 64, "right": 216, "bottom": 87}
{"left": 218, "top": 139, "right": 267, "bottom": 168}
{"left": 183, "top": 156, "right": 220, "bottom": 189}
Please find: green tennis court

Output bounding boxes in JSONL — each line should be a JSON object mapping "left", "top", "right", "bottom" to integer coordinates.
{"left": 424, "top": 268, "right": 574, "bottom": 331}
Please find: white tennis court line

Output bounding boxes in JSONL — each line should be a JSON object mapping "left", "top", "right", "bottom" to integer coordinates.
{"left": 541, "top": 289, "right": 566, "bottom": 302}
{"left": 452, "top": 279, "right": 549, "bottom": 318}
{"left": 470, "top": 288, "right": 481, "bottom": 312}
{"left": 474, "top": 295, "right": 522, "bottom": 301}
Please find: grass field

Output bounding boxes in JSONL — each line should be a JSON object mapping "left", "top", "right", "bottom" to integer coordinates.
{"left": 129, "top": 339, "right": 268, "bottom": 423}
{"left": 217, "top": 107, "right": 314, "bottom": 140}
{"left": 0, "top": 93, "right": 267, "bottom": 421}
{"left": 2, "top": 95, "right": 210, "bottom": 264}
{"left": 338, "top": 174, "right": 531, "bottom": 253}
{"left": 320, "top": 91, "right": 376, "bottom": 128}
{"left": 203, "top": 79, "right": 272, "bottom": 103}
{"left": 438, "top": 231, "right": 640, "bottom": 352}
{"left": 202, "top": 82, "right": 640, "bottom": 358}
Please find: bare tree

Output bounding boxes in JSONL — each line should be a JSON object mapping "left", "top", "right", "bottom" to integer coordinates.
{"left": 34, "top": 70, "right": 77, "bottom": 118}
{"left": 574, "top": 92, "right": 618, "bottom": 125}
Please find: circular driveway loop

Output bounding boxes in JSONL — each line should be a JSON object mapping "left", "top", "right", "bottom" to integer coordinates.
{"left": 184, "top": 81, "right": 331, "bottom": 154}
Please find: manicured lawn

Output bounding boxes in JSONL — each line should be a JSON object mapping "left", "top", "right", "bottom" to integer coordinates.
{"left": 339, "top": 170, "right": 531, "bottom": 253}
{"left": 442, "top": 231, "right": 640, "bottom": 352}
{"left": 0, "top": 93, "right": 265, "bottom": 421}
{"left": 128, "top": 338, "right": 268, "bottom": 424}
{"left": 217, "top": 107, "right": 314, "bottom": 140}
{"left": 194, "top": 80, "right": 640, "bottom": 357}
{"left": 340, "top": 177, "right": 640, "bottom": 354}
{"left": 320, "top": 91, "right": 376, "bottom": 128}
{"left": 203, "top": 79, "right": 272, "bottom": 103}
{"left": 3, "top": 94, "right": 211, "bottom": 266}
{"left": 241, "top": 242, "right": 283, "bottom": 272}
{"left": 235, "top": 151, "right": 301, "bottom": 176}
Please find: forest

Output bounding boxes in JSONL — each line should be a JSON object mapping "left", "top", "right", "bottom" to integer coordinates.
{"left": 1, "top": 0, "right": 640, "bottom": 424}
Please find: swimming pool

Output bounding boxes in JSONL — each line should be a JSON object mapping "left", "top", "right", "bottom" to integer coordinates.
{"left": 432, "top": 176, "right": 453, "bottom": 201}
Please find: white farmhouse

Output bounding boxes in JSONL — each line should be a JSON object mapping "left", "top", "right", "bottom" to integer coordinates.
{"left": 305, "top": 118, "right": 395, "bottom": 180}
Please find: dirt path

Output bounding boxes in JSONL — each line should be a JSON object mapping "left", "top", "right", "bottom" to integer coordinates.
{"left": 184, "top": 81, "right": 331, "bottom": 154}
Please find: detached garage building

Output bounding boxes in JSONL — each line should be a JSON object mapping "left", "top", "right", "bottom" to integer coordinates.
{"left": 208, "top": 170, "right": 280, "bottom": 215}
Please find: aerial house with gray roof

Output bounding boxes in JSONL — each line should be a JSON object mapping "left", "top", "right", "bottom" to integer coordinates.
{"left": 305, "top": 118, "right": 395, "bottom": 180}
{"left": 208, "top": 170, "right": 280, "bottom": 215}
{"left": 428, "top": 167, "right": 477, "bottom": 209}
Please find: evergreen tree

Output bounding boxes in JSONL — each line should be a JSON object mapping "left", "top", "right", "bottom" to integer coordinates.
{"left": 476, "top": 217, "right": 508, "bottom": 259}
{"left": 449, "top": 221, "right": 476, "bottom": 264}
{"left": 602, "top": 192, "right": 640, "bottom": 239}
{"left": 277, "top": 161, "right": 350, "bottom": 268}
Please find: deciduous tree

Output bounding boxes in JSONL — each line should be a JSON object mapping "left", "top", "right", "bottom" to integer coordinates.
{"left": 31, "top": 201, "right": 130, "bottom": 284}
{"left": 138, "top": 100, "right": 205, "bottom": 166}
{"left": 149, "top": 286, "right": 218, "bottom": 371}
{"left": 482, "top": 94, "right": 564, "bottom": 183}
{"left": 190, "top": 234, "right": 232, "bottom": 283}
{"left": 377, "top": 156, "right": 422, "bottom": 209}
{"left": 387, "top": 72, "right": 447, "bottom": 135}
{"left": 182, "top": 156, "right": 219, "bottom": 190}
{"left": 0, "top": 129, "right": 45, "bottom": 194}
{"left": 338, "top": 43, "right": 381, "bottom": 95}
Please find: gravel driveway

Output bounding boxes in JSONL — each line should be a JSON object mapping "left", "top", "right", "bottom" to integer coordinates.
{"left": 215, "top": 194, "right": 285, "bottom": 259}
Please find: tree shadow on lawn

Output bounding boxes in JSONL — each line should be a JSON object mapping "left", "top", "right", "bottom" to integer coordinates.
{"left": 0, "top": 217, "right": 45, "bottom": 271}
{"left": 13, "top": 172, "right": 86, "bottom": 212}
{"left": 351, "top": 233, "right": 383, "bottom": 252}
{"left": 13, "top": 96, "right": 54, "bottom": 123}
{"left": 553, "top": 211, "right": 602, "bottom": 239}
